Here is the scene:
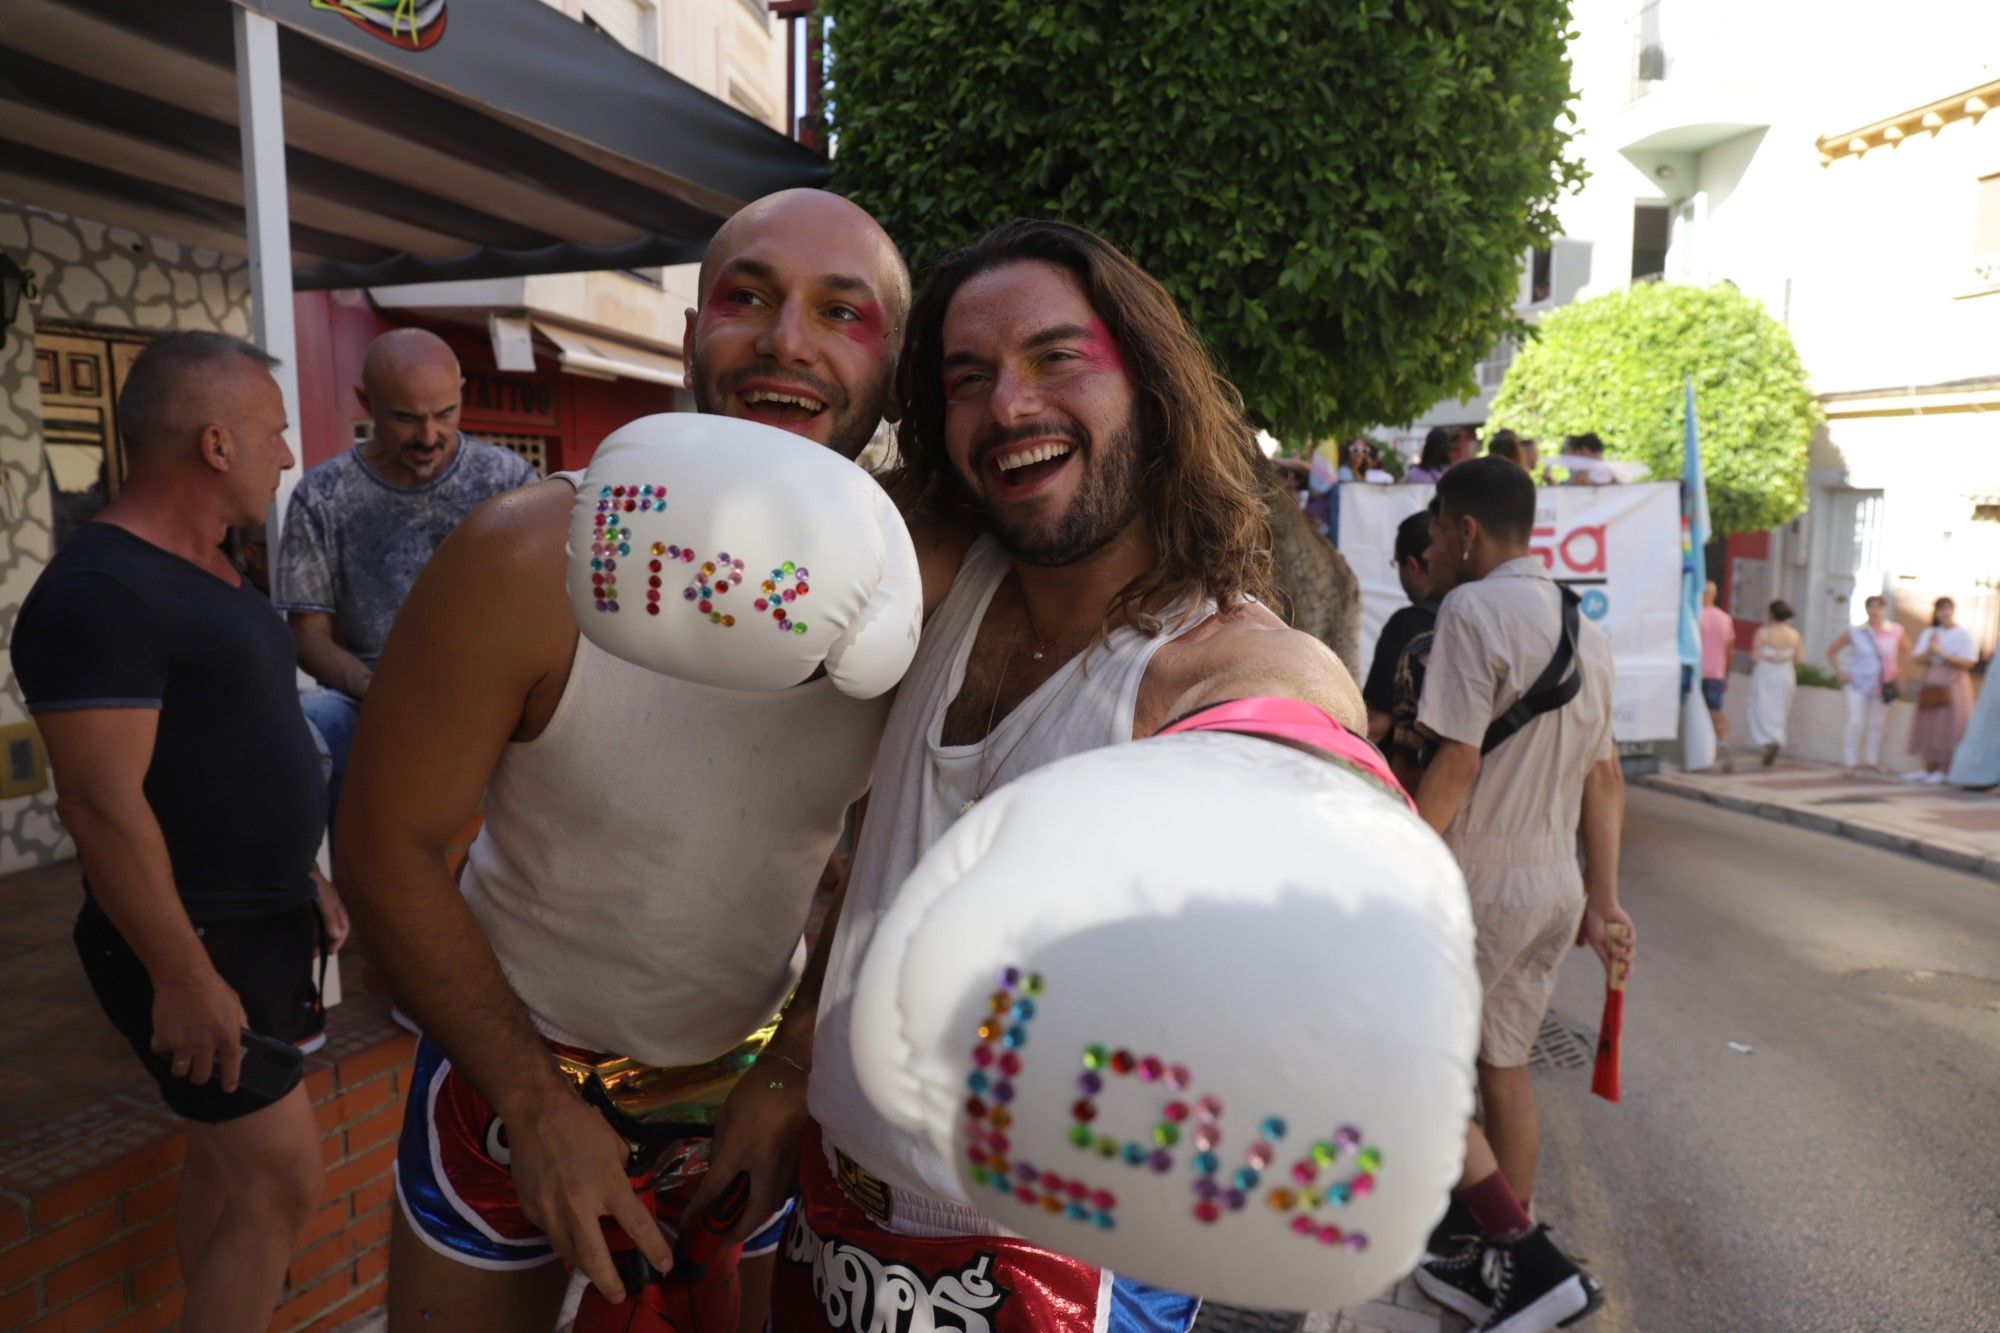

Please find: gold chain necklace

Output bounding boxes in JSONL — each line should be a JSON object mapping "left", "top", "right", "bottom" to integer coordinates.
{"left": 958, "top": 582, "right": 1085, "bottom": 815}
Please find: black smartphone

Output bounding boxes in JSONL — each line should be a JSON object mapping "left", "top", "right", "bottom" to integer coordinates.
{"left": 238, "top": 1026, "right": 306, "bottom": 1100}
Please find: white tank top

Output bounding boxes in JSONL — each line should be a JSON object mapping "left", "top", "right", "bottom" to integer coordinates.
{"left": 810, "top": 535, "right": 1207, "bottom": 1229}
{"left": 458, "top": 473, "right": 889, "bottom": 1068}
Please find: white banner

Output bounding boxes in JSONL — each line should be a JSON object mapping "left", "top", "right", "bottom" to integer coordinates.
{"left": 1339, "top": 482, "right": 1683, "bottom": 742}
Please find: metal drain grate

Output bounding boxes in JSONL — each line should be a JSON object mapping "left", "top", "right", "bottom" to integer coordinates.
{"left": 1527, "top": 1015, "right": 1596, "bottom": 1071}
{"left": 1193, "top": 1306, "right": 1305, "bottom": 1333}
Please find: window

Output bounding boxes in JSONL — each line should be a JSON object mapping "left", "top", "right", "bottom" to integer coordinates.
{"left": 1476, "top": 336, "right": 1517, "bottom": 390}
{"left": 1631, "top": 204, "right": 1672, "bottom": 282}
{"left": 579, "top": 0, "right": 655, "bottom": 60}
{"left": 1974, "top": 174, "right": 2000, "bottom": 283}
{"left": 1529, "top": 247, "right": 1553, "bottom": 303}
{"left": 478, "top": 432, "right": 554, "bottom": 478}
{"left": 1630, "top": 0, "right": 1669, "bottom": 102}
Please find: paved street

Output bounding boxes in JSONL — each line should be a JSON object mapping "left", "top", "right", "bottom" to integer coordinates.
{"left": 1528, "top": 786, "right": 2000, "bottom": 1333}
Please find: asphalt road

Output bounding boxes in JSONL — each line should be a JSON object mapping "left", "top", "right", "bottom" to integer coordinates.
{"left": 1530, "top": 787, "right": 2000, "bottom": 1333}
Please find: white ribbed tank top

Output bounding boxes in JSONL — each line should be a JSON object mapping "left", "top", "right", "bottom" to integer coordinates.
{"left": 810, "top": 535, "right": 1209, "bottom": 1229}
{"left": 458, "top": 474, "right": 889, "bottom": 1068}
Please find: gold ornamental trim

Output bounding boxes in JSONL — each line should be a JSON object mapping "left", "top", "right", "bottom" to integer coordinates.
{"left": 1817, "top": 78, "right": 1999, "bottom": 165}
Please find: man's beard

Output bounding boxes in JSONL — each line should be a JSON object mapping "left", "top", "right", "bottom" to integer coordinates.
{"left": 967, "top": 411, "right": 1144, "bottom": 568}
{"left": 688, "top": 354, "right": 888, "bottom": 461}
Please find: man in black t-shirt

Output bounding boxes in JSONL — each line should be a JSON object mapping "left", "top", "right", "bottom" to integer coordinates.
{"left": 1364, "top": 509, "right": 1443, "bottom": 744}
{"left": 11, "top": 331, "right": 342, "bottom": 1331}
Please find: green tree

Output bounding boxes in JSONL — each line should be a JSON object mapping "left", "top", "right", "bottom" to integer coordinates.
{"left": 1488, "top": 282, "right": 1818, "bottom": 534}
{"left": 823, "top": 0, "right": 1584, "bottom": 442}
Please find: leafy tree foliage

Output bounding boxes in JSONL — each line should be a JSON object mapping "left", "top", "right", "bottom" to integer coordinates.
{"left": 1489, "top": 282, "right": 1818, "bottom": 534}
{"left": 824, "top": 0, "right": 1583, "bottom": 441}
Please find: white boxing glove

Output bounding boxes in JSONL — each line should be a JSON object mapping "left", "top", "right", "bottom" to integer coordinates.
{"left": 567, "top": 414, "right": 921, "bottom": 696}
{"left": 848, "top": 730, "right": 1478, "bottom": 1312}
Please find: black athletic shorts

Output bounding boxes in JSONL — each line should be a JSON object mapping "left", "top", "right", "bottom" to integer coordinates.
{"left": 74, "top": 899, "right": 324, "bottom": 1123}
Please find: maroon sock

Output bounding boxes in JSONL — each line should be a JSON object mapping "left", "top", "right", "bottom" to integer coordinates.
{"left": 1457, "top": 1170, "right": 1534, "bottom": 1242}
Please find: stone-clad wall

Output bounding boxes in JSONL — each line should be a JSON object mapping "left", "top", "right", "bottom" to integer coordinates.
{"left": 0, "top": 202, "right": 250, "bottom": 874}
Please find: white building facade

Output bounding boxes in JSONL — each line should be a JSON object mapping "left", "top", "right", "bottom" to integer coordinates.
{"left": 1410, "top": 0, "right": 2000, "bottom": 660}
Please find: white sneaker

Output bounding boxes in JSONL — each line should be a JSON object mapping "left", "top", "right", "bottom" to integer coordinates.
{"left": 1924, "top": 771, "right": 1947, "bottom": 785}
{"left": 1901, "top": 770, "right": 1930, "bottom": 783}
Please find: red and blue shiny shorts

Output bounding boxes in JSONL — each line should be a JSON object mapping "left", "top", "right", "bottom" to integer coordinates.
{"left": 393, "top": 1035, "right": 790, "bottom": 1271}
{"left": 770, "top": 1123, "right": 1199, "bottom": 1332}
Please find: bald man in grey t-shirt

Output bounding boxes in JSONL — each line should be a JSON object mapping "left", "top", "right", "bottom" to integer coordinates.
{"left": 274, "top": 329, "right": 537, "bottom": 819}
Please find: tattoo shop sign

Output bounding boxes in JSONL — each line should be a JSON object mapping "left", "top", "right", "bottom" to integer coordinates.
{"left": 1340, "top": 481, "right": 1683, "bottom": 742}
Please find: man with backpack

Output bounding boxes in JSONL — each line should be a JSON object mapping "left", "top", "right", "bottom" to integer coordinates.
{"left": 1407, "top": 458, "right": 1634, "bottom": 1333}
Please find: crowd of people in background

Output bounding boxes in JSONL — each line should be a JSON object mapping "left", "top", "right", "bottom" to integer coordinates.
{"left": 1329, "top": 423, "right": 1991, "bottom": 786}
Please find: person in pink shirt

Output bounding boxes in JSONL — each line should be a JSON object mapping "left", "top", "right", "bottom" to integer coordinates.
{"left": 1826, "top": 594, "right": 1909, "bottom": 776}
{"left": 1698, "top": 581, "right": 1735, "bottom": 757}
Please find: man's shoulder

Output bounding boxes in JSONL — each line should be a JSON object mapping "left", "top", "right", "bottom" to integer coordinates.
{"left": 444, "top": 474, "right": 576, "bottom": 558}
{"left": 1178, "top": 605, "right": 1350, "bottom": 694}
{"left": 291, "top": 449, "right": 358, "bottom": 500}
{"left": 456, "top": 438, "right": 539, "bottom": 480}
{"left": 1383, "top": 601, "right": 1437, "bottom": 634}
{"left": 1145, "top": 602, "right": 1362, "bottom": 732}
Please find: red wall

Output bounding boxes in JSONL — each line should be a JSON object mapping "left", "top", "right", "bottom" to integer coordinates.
{"left": 292, "top": 294, "right": 681, "bottom": 476}
{"left": 562, "top": 374, "right": 681, "bottom": 470}
{"left": 1723, "top": 530, "right": 1770, "bottom": 651}
{"left": 293, "top": 291, "right": 398, "bottom": 471}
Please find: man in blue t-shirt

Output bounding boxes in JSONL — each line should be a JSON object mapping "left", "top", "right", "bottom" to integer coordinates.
{"left": 273, "top": 329, "right": 538, "bottom": 819}
{"left": 12, "top": 331, "right": 340, "bottom": 1329}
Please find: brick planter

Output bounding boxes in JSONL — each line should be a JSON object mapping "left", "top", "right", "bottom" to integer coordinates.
{"left": 0, "top": 999, "right": 413, "bottom": 1332}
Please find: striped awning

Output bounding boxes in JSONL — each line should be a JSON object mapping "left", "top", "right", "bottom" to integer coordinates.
{"left": 0, "top": 0, "right": 828, "bottom": 288}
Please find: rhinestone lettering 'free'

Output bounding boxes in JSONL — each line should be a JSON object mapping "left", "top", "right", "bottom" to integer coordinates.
{"left": 588, "top": 485, "right": 810, "bottom": 634}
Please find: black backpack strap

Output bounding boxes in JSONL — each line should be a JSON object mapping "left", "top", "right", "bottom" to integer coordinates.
{"left": 1481, "top": 586, "right": 1583, "bottom": 756}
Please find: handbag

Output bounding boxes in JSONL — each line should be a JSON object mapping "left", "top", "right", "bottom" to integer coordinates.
{"left": 1917, "top": 683, "right": 1951, "bottom": 709}
{"left": 1859, "top": 627, "right": 1897, "bottom": 704}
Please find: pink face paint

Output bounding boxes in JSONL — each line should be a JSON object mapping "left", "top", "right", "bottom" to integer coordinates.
{"left": 698, "top": 275, "right": 751, "bottom": 332}
{"left": 1081, "top": 319, "right": 1127, "bottom": 375}
{"left": 844, "top": 299, "right": 888, "bottom": 355}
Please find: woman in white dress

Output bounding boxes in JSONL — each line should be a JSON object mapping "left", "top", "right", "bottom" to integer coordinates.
{"left": 1906, "top": 596, "right": 1978, "bottom": 783}
{"left": 1746, "top": 600, "right": 1803, "bottom": 766}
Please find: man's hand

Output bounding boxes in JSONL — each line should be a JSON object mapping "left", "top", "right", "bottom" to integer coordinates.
{"left": 681, "top": 1063, "right": 811, "bottom": 1252}
{"left": 313, "top": 871, "right": 351, "bottom": 954}
{"left": 1579, "top": 901, "right": 1636, "bottom": 978}
{"left": 507, "top": 1091, "right": 671, "bottom": 1303}
{"left": 150, "top": 964, "right": 248, "bottom": 1091}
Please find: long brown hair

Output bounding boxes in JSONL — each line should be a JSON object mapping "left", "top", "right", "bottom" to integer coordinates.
{"left": 889, "top": 219, "right": 1273, "bottom": 634}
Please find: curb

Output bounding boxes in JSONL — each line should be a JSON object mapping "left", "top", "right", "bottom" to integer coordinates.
{"left": 1634, "top": 775, "right": 2000, "bottom": 884}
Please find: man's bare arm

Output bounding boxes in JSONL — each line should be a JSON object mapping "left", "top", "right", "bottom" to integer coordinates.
{"left": 1415, "top": 739, "right": 1481, "bottom": 835}
{"left": 334, "top": 479, "right": 670, "bottom": 1296}
{"left": 1577, "top": 755, "right": 1635, "bottom": 973}
{"left": 288, "top": 611, "right": 372, "bottom": 696}
{"left": 40, "top": 709, "right": 247, "bottom": 1091}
